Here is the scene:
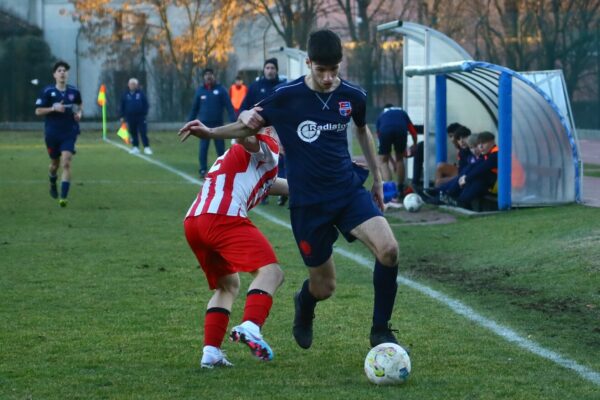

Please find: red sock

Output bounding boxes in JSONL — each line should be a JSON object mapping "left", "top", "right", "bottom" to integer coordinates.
{"left": 242, "top": 290, "right": 273, "bottom": 327}
{"left": 203, "top": 308, "right": 230, "bottom": 347}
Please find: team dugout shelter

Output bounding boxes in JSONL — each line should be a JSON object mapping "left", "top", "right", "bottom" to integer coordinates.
{"left": 378, "top": 20, "right": 582, "bottom": 210}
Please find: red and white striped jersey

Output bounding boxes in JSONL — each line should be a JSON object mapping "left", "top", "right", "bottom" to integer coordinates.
{"left": 186, "top": 130, "right": 280, "bottom": 218}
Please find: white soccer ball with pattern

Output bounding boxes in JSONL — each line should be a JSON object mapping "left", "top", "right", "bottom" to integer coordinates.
{"left": 364, "top": 343, "right": 411, "bottom": 385}
{"left": 403, "top": 193, "right": 424, "bottom": 212}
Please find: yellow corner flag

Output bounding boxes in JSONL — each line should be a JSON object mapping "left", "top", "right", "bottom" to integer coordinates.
{"left": 97, "top": 84, "right": 106, "bottom": 106}
{"left": 98, "top": 84, "right": 107, "bottom": 140}
{"left": 117, "top": 123, "right": 130, "bottom": 144}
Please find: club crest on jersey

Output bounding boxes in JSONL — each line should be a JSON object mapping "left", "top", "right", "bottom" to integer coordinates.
{"left": 68, "top": 94, "right": 75, "bottom": 101}
{"left": 297, "top": 120, "right": 320, "bottom": 143}
{"left": 338, "top": 101, "right": 352, "bottom": 117}
{"left": 297, "top": 120, "right": 347, "bottom": 143}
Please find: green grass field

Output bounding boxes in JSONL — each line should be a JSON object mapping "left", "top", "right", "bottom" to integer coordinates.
{"left": 584, "top": 163, "right": 600, "bottom": 178}
{"left": 1, "top": 131, "right": 599, "bottom": 399}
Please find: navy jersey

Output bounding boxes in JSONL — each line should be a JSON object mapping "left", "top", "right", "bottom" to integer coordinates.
{"left": 35, "top": 85, "right": 82, "bottom": 137}
{"left": 376, "top": 107, "right": 411, "bottom": 133}
{"left": 257, "top": 77, "right": 367, "bottom": 207}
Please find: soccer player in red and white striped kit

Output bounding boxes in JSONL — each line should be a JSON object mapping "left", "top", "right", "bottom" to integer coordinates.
{"left": 182, "top": 126, "right": 288, "bottom": 368}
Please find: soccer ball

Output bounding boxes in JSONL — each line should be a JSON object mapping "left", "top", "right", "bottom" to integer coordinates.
{"left": 364, "top": 343, "right": 411, "bottom": 385}
{"left": 403, "top": 193, "right": 424, "bottom": 212}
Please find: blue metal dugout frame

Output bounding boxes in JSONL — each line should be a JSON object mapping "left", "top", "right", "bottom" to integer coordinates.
{"left": 416, "top": 61, "right": 581, "bottom": 210}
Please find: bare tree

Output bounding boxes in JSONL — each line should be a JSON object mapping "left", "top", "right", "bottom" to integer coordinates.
{"left": 329, "top": 0, "right": 398, "bottom": 107}
{"left": 533, "top": 0, "right": 600, "bottom": 98}
{"left": 71, "top": 0, "right": 244, "bottom": 119}
{"left": 469, "top": 0, "right": 600, "bottom": 98}
{"left": 246, "top": 0, "right": 327, "bottom": 49}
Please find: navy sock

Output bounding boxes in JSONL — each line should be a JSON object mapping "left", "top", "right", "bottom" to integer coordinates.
{"left": 372, "top": 260, "right": 398, "bottom": 328}
{"left": 61, "top": 181, "right": 70, "bottom": 199}
{"left": 49, "top": 174, "right": 58, "bottom": 185}
{"left": 298, "top": 279, "right": 318, "bottom": 316}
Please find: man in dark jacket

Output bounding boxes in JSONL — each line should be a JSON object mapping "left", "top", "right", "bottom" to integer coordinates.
{"left": 455, "top": 131, "right": 498, "bottom": 208}
{"left": 120, "top": 78, "right": 150, "bottom": 155}
{"left": 241, "top": 58, "right": 288, "bottom": 205}
{"left": 240, "top": 58, "right": 284, "bottom": 111}
{"left": 188, "top": 68, "right": 236, "bottom": 177}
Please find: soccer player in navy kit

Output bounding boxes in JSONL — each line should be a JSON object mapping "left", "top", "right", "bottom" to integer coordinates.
{"left": 180, "top": 30, "right": 401, "bottom": 349}
{"left": 376, "top": 104, "right": 418, "bottom": 198}
{"left": 35, "top": 61, "right": 83, "bottom": 207}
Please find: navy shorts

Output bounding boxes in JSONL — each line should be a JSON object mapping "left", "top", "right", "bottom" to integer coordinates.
{"left": 290, "top": 188, "right": 383, "bottom": 267}
{"left": 378, "top": 127, "right": 407, "bottom": 156}
{"left": 45, "top": 135, "right": 76, "bottom": 159}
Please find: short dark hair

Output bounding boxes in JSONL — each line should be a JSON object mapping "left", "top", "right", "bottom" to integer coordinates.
{"left": 264, "top": 57, "right": 279, "bottom": 70}
{"left": 53, "top": 61, "right": 70, "bottom": 73}
{"left": 202, "top": 68, "right": 214, "bottom": 76}
{"left": 446, "top": 122, "right": 463, "bottom": 135}
{"left": 384, "top": 103, "right": 394, "bottom": 108}
{"left": 454, "top": 126, "right": 472, "bottom": 138}
{"left": 307, "top": 29, "right": 342, "bottom": 65}
{"left": 477, "top": 131, "right": 495, "bottom": 143}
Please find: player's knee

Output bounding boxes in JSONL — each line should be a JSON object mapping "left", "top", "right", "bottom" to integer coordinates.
{"left": 226, "top": 283, "right": 240, "bottom": 298}
{"left": 221, "top": 275, "right": 241, "bottom": 297}
{"left": 271, "top": 264, "right": 285, "bottom": 287}
{"left": 378, "top": 240, "right": 399, "bottom": 267}
{"left": 61, "top": 159, "right": 71, "bottom": 171}
{"left": 312, "top": 280, "right": 335, "bottom": 300}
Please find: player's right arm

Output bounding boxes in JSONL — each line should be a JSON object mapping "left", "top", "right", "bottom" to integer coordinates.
{"left": 179, "top": 106, "right": 266, "bottom": 142}
{"left": 268, "top": 178, "right": 288, "bottom": 196}
{"left": 35, "top": 88, "right": 64, "bottom": 116}
{"left": 35, "top": 102, "right": 64, "bottom": 116}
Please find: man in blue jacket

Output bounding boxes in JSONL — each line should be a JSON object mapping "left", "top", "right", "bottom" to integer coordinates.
{"left": 241, "top": 58, "right": 287, "bottom": 205}
{"left": 240, "top": 58, "right": 283, "bottom": 111}
{"left": 188, "top": 68, "right": 236, "bottom": 177}
{"left": 120, "top": 78, "right": 151, "bottom": 155}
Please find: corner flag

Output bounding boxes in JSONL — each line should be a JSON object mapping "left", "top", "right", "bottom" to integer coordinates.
{"left": 97, "top": 84, "right": 106, "bottom": 106}
{"left": 97, "top": 84, "right": 107, "bottom": 140}
{"left": 117, "top": 123, "right": 130, "bottom": 144}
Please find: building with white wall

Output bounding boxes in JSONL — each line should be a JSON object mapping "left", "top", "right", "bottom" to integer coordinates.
{"left": 1, "top": 0, "right": 288, "bottom": 121}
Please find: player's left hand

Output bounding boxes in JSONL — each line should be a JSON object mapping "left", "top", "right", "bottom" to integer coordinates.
{"left": 178, "top": 120, "right": 210, "bottom": 142}
{"left": 52, "top": 101, "right": 65, "bottom": 113}
{"left": 458, "top": 175, "right": 466, "bottom": 187}
{"left": 74, "top": 111, "right": 82, "bottom": 122}
{"left": 371, "top": 180, "right": 385, "bottom": 211}
{"left": 239, "top": 107, "right": 265, "bottom": 130}
{"left": 352, "top": 160, "right": 368, "bottom": 169}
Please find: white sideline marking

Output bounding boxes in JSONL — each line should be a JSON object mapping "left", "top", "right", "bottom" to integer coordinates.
{"left": 105, "top": 138, "right": 600, "bottom": 386}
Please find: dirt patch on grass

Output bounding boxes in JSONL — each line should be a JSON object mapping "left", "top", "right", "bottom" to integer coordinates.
{"left": 407, "top": 256, "right": 600, "bottom": 343}
{"left": 385, "top": 206, "right": 457, "bottom": 226}
{"left": 408, "top": 257, "right": 537, "bottom": 296}
{"left": 562, "top": 230, "right": 600, "bottom": 250}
